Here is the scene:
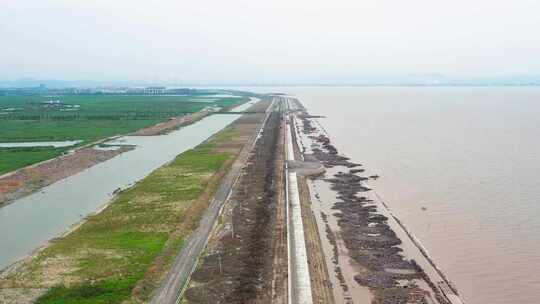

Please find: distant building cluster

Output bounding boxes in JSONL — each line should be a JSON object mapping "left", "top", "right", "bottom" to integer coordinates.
{"left": 41, "top": 99, "right": 63, "bottom": 108}
{"left": 0, "top": 85, "right": 201, "bottom": 96}
{"left": 143, "top": 86, "right": 166, "bottom": 95}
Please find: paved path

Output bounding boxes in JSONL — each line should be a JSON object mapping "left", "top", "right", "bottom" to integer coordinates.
{"left": 150, "top": 99, "right": 275, "bottom": 304}
{"left": 285, "top": 98, "right": 314, "bottom": 304}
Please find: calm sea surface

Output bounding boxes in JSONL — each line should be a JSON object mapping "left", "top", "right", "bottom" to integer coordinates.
{"left": 242, "top": 86, "right": 540, "bottom": 304}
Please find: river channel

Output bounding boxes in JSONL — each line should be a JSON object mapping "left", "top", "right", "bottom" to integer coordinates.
{"left": 0, "top": 99, "right": 255, "bottom": 270}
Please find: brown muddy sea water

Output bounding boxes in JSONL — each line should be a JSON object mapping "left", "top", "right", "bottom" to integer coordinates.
{"left": 240, "top": 86, "right": 540, "bottom": 304}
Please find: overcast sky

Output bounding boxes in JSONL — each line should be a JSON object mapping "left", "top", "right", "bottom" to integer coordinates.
{"left": 1, "top": 0, "right": 539, "bottom": 84}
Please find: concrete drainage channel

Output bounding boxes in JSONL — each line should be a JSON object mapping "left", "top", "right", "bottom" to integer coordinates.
{"left": 154, "top": 97, "right": 316, "bottom": 304}
{"left": 286, "top": 109, "right": 314, "bottom": 304}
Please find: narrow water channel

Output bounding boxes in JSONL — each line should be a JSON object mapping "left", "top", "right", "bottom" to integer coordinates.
{"left": 0, "top": 140, "right": 82, "bottom": 148}
{"left": 0, "top": 99, "right": 256, "bottom": 270}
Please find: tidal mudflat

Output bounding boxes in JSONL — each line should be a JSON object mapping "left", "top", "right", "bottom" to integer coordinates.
{"left": 290, "top": 98, "right": 462, "bottom": 304}
{"left": 277, "top": 86, "right": 540, "bottom": 304}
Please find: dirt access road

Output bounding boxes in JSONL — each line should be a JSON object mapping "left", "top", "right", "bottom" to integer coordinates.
{"left": 176, "top": 97, "right": 288, "bottom": 304}
{"left": 170, "top": 96, "right": 334, "bottom": 304}
{"left": 150, "top": 98, "right": 276, "bottom": 304}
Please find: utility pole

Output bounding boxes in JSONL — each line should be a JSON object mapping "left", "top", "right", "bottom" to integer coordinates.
{"left": 231, "top": 213, "right": 235, "bottom": 239}
{"left": 217, "top": 250, "right": 222, "bottom": 275}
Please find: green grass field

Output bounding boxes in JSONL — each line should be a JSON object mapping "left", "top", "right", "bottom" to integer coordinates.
{"left": 0, "top": 95, "right": 244, "bottom": 117}
{"left": 0, "top": 94, "right": 245, "bottom": 142}
{"left": 23, "top": 130, "right": 236, "bottom": 304}
{"left": 0, "top": 92, "right": 247, "bottom": 175}
{"left": 0, "top": 119, "right": 163, "bottom": 143}
{"left": 0, "top": 147, "right": 66, "bottom": 175}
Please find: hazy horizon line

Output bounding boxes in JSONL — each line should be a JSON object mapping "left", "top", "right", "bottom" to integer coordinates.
{"left": 1, "top": 75, "right": 540, "bottom": 89}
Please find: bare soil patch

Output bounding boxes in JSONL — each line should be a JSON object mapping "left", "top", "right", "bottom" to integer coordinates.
{"left": 131, "top": 111, "right": 210, "bottom": 136}
{"left": 184, "top": 109, "right": 284, "bottom": 304}
{"left": 0, "top": 145, "right": 132, "bottom": 207}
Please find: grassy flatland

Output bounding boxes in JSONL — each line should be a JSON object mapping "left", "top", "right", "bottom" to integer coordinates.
{"left": 0, "top": 94, "right": 241, "bottom": 111}
{"left": 0, "top": 119, "right": 163, "bottom": 143}
{"left": 0, "top": 93, "right": 247, "bottom": 175}
{"left": 0, "top": 126, "right": 242, "bottom": 304}
{"left": 0, "top": 94, "right": 246, "bottom": 143}
{"left": 0, "top": 147, "right": 67, "bottom": 175}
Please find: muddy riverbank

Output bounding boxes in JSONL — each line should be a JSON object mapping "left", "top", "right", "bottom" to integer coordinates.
{"left": 131, "top": 111, "right": 210, "bottom": 136}
{"left": 0, "top": 144, "right": 133, "bottom": 207}
{"left": 0, "top": 108, "right": 239, "bottom": 208}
